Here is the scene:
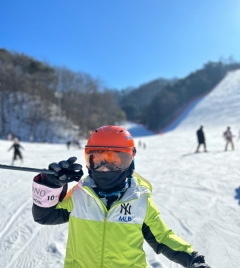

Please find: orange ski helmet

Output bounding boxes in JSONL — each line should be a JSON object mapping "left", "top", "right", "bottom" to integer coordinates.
{"left": 85, "top": 125, "right": 136, "bottom": 171}
{"left": 86, "top": 125, "right": 135, "bottom": 151}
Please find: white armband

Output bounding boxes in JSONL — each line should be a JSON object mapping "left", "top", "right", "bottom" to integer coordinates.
{"left": 32, "top": 181, "right": 63, "bottom": 208}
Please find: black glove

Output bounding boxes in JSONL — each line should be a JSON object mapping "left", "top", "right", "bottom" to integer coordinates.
{"left": 41, "top": 156, "right": 83, "bottom": 187}
{"left": 190, "top": 252, "right": 211, "bottom": 268}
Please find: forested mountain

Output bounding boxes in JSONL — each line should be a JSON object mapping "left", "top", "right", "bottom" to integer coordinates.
{"left": 142, "top": 61, "right": 240, "bottom": 130}
{"left": 115, "top": 78, "right": 176, "bottom": 122}
{"left": 0, "top": 49, "right": 124, "bottom": 142}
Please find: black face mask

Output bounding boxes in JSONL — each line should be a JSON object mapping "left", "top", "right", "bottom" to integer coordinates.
{"left": 89, "top": 160, "right": 135, "bottom": 193}
{"left": 90, "top": 169, "right": 129, "bottom": 193}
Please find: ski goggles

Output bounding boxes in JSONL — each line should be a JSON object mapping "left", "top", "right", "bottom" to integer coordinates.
{"left": 85, "top": 148, "right": 133, "bottom": 172}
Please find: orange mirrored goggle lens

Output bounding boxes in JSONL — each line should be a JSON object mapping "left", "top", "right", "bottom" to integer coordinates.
{"left": 85, "top": 150, "right": 133, "bottom": 171}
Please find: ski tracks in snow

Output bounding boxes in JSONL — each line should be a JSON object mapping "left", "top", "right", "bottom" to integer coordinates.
{"left": 0, "top": 198, "right": 31, "bottom": 241}
{"left": 0, "top": 195, "right": 66, "bottom": 268}
{"left": 0, "top": 196, "right": 59, "bottom": 268}
{"left": 0, "top": 197, "right": 41, "bottom": 268}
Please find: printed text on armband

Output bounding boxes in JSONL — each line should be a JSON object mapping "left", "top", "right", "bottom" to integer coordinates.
{"left": 32, "top": 186, "right": 46, "bottom": 197}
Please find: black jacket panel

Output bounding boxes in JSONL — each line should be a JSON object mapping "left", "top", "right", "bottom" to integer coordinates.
{"left": 142, "top": 223, "right": 192, "bottom": 268}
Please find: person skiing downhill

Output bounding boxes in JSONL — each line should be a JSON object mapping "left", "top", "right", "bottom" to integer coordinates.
{"left": 8, "top": 137, "right": 24, "bottom": 165}
{"left": 32, "top": 125, "right": 211, "bottom": 268}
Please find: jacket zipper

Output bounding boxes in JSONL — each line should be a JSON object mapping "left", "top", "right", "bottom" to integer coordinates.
{"left": 82, "top": 187, "right": 108, "bottom": 268}
{"left": 101, "top": 216, "right": 107, "bottom": 268}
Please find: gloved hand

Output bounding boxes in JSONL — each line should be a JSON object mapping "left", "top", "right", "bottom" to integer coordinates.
{"left": 41, "top": 156, "right": 83, "bottom": 187}
{"left": 190, "top": 252, "right": 211, "bottom": 268}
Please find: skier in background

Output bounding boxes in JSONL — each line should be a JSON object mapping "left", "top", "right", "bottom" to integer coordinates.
{"left": 223, "top": 126, "right": 234, "bottom": 151}
{"left": 66, "top": 140, "right": 71, "bottom": 150}
{"left": 7, "top": 132, "right": 13, "bottom": 141}
{"left": 8, "top": 137, "right": 24, "bottom": 165}
{"left": 138, "top": 140, "right": 142, "bottom": 147}
{"left": 143, "top": 142, "right": 146, "bottom": 149}
{"left": 195, "top": 126, "right": 207, "bottom": 153}
{"left": 29, "top": 135, "right": 34, "bottom": 142}
{"left": 31, "top": 125, "right": 211, "bottom": 268}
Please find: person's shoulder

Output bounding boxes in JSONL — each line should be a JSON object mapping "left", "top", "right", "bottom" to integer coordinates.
{"left": 133, "top": 171, "right": 152, "bottom": 192}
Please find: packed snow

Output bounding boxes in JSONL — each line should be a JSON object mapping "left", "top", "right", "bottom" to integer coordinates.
{"left": 0, "top": 70, "right": 240, "bottom": 268}
{"left": 169, "top": 70, "right": 240, "bottom": 132}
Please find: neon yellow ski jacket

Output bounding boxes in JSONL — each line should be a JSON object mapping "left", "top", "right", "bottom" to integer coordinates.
{"left": 52, "top": 173, "right": 194, "bottom": 268}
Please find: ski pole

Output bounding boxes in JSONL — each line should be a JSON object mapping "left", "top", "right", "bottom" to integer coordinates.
{"left": 0, "top": 164, "right": 57, "bottom": 175}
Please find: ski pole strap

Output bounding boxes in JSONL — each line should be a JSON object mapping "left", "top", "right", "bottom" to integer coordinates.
{"left": 32, "top": 181, "right": 63, "bottom": 207}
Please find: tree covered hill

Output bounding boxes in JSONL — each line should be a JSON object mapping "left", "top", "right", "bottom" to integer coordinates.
{"left": 115, "top": 78, "right": 176, "bottom": 122}
{"left": 0, "top": 49, "right": 124, "bottom": 142}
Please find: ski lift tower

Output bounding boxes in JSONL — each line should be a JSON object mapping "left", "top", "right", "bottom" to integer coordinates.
{"left": 54, "top": 91, "right": 63, "bottom": 119}
{"left": 54, "top": 70, "right": 64, "bottom": 143}
{"left": 55, "top": 70, "right": 63, "bottom": 120}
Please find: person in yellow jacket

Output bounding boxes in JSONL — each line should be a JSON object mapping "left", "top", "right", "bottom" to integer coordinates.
{"left": 32, "top": 125, "right": 211, "bottom": 268}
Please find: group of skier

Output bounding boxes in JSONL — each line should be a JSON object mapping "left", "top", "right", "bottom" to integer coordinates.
{"left": 195, "top": 125, "right": 236, "bottom": 153}
{"left": 138, "top": 140, "right": 147, "bottom": 149}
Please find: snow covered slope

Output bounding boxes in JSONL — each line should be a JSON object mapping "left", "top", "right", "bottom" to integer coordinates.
{"left": 165, "top": 69, "right": 240, "bottom": 132}
{"left": 0, "top": 70, "right": 240, "bottom": 268}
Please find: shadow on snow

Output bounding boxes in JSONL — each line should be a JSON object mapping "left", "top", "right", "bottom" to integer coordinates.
{"left": 234, "top": 187, "right": 240, "bottom": 205}
{"left": 127, "top": 124, "right": 156, "bottom": 138}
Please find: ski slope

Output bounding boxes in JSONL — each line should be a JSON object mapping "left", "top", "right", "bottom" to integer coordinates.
{"left": 0, "top": 70, "right": 240, "bottom": 268}
{"left": 163, "top": 69, "right": 240, "bottom": 133}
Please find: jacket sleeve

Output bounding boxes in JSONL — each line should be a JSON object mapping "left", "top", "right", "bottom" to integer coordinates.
{"left": 143, "top": 194, "right": 193, "bottom": 268}
{"left": 32, "top": 203, "right": 70, "bottom": 225}
{"left": 32, "top": 175, "right": 74, "bottom": 225}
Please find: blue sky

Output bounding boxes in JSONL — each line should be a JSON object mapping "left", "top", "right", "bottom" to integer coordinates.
{"left": 1, "top": 0, "right": 240, "bottom": 89}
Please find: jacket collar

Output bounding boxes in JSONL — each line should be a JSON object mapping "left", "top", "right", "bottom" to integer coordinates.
{"left": 78, "top": 175, "right": 150, "bottom": 202}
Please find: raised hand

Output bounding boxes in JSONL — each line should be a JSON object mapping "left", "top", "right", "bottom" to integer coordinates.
{"left": 42, "top": 156, "right": 83, "bottom": 187}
